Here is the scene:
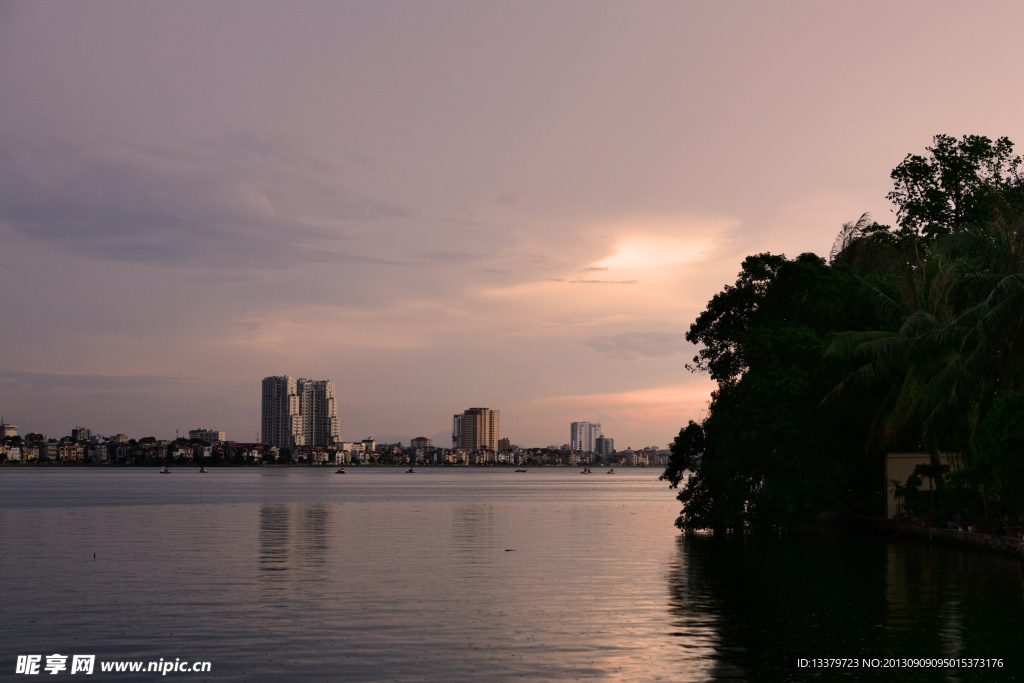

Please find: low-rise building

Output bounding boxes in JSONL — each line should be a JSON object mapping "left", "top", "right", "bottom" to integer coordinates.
{"left": 55, "top": 443, "right": 78, "bottom": 462}
{"left": 85, "top": 443, "right": 107, "bottom": 464}
{"left": 189, "top": 428, "right": 225, "bottom": 443}
{"left": 171, "top": 446, "right": 194, "bottom": 460}
{"left": 886, "top": 452, "right": 957, "bottom": 519}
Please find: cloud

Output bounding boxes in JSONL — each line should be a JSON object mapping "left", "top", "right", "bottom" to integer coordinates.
{"left": 533, "top": 382, "right": 712, "bottom": 412}
{"left": 423, "top": 251, "right": 484, "bottom": 264}
{"left": 583, "top": 332, "right": 692, "bottom": 359}
{"left": 547, "top": 278, "right": 639, "bottom": 284}
{"left": 0, "top": 370, "right": 179, "bottom": 391}
{"left": 592, "top": 236, "right": 713, "bottom": 270}
{"left": 0, "top": 131, "right": 410, "bottom": 268}
{"left": 511, "top": 380, "right": 716, "bottom": 447}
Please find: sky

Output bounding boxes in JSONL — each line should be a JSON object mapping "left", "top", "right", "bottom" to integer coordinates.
{"left": 3, "top": 1, "right": 1024, "bottom": 448}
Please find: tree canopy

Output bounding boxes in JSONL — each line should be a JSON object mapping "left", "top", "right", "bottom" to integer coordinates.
{"left": 665, "top": 134, "right": 1024, "bottom": 532}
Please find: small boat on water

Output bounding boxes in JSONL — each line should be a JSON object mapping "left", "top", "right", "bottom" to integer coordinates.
{"left": 580, "top": 467, "right": 592, "bottom": 474}
{"left": 335, "top": 467, "right": 346, "bottom": 474}
{"left": 515, "top": 468, "right": 528, "bottom": 472}
{"left": 160, "top": 466, "right": 171, "bottom": 474}
{"left": 199, "top": 466, "right": 207, "bottom": 473}
{"left": 406, "top": 468, "right": 415, "bottom": 473}
{"left": 607, "top": 468, "right": 615, "bottom": 474}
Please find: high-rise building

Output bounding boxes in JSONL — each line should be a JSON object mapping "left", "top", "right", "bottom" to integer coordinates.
{"left": 452, "top": 414, "right": 463, "bottom": 448}
{"left": 454, "top": 407, "right": 500, "bottom": 450}
{"left": 261, "top": 376, "right": 339, "bottom": 448}
{"left": 596, "top": 435, "right": 614, "bottom": 457}
{"left": 71, "top": 426, "right": 91, "bottom": 441}
{"left": 570, "top": 421, "right": 602, "bottom": 452}
{"left": 262, "top": 376, "right": 301, "bottom": 447}
{"left": 295, "top": 379, "right": 339, "bottom": 448}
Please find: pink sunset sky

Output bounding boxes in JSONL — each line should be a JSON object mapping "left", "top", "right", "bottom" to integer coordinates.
{"left": 2, "top": 1, "right": 1023, "bottom": 448}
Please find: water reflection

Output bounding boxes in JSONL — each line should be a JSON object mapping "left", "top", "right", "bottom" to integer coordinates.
{"left": 667, "top": 530, "right": 1024, "bottom": 682}
{"left": 295, "top": 504, "right": 330, "bottom": 581}
{"left": 259, "top": 503, "right": 333, "bottom": 590}
{"left": 259, "top": 505, "right": 290, "bottom": 590}
{"left": 452, "top": 503, "right": 497, "bottom": 569}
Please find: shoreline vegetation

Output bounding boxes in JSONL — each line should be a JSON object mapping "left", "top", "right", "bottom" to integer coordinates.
{"left": 661, "top": 134, "right": 1024, "bottom": 545}
{"left": 821, "top": 513, "right": 1024, "bottom": 560}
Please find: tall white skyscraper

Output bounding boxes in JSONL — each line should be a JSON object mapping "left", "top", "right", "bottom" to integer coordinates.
{"left": 570, "top": 421, "right": 602, "bottom": 453}
{"left": 261, "top": 376, "right": 339, "bottom": 447}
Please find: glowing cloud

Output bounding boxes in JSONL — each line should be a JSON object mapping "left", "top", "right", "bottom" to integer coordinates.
{"left": 591, "top": 235, "right": 715, "bottom": 272}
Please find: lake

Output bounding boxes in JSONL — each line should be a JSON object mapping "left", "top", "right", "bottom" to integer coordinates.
{"left": 1, "top": 467, "right": 1021, "bottom": 681}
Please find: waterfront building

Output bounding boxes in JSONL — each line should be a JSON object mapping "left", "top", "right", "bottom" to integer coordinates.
{"left": 171, "top": 445, "right": 193, "bottom": 460}
{"left": 84, "top": 443, "right": 107, "bottom": 464}
{"left": 451, "top": 414, "right": 462, "bottom": 448}
{"left": 71, "top": 426, "right": 91, "bottom": 441}
{"left": 261, "top": 376, "right": 340, "bottom": 448}
{"left": 596, "top": 435, "right": 614, "bottom": 458}
{"left": 189, "top": 428, "right": 225, "bottom": 443}
{"left": 455, "top": 408, "right": 500, "bottom": 451}
{"left": 570, "top": 422, "right": 601, "bottom": 453}
{"left": 295, "top": 379, "right": 340, "bottom": 447}
{"left": 55, "top": 443, "right": 78, "bottom": 462}
{"left": 0, "top": 419, "right": 17, "bottom": 438}
{"left": 262, "top": 376, "right": 301, "bottom": 447}
{"left": 411, "top": 436, "right": 432, "bottom": 450}
{"left": 498, "top": 438, "right": 511, "bottom": 451}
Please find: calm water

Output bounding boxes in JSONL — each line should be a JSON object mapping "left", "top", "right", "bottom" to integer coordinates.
{"left": 1, "top": 468, "right": 1022, "bottom": 681}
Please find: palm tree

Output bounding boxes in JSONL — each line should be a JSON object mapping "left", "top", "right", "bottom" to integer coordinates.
{"left": 941, "top": 186, "right": 1024, "bottom": 401}
{"left": 826, "top": 219, "right": 961, "bottom": 486}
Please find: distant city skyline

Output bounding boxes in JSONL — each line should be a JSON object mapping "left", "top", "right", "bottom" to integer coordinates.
{"left": 3, "top": 3, "right": 1022, "bottom": 447}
